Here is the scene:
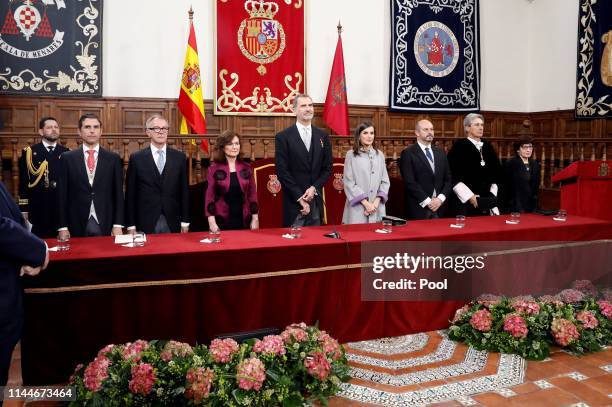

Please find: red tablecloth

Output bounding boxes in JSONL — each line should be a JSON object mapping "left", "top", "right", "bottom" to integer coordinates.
{"left": 22, "top": 214, "right": 612, "bottom": 384}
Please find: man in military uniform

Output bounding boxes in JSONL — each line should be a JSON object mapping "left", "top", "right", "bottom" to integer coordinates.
{"left": 18, "top": 117, "right": 69, "bottom": 238}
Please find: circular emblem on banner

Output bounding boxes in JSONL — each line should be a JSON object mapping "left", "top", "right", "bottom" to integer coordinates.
{"left": 238, "top": 0, "right": 286, "bottom": 75}
{"left": 413, "top": 21, "right": 459, "bottom": 78}
{"left": 0, "top": 0, "right": 65, "bottom": 59}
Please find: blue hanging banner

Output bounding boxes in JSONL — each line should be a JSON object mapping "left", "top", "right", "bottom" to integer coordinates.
{"left": 390, "top": 0, "right": 480, "bottom": 112}
{"left": 575, "top": 0, "right": 612, "bottom": 118}
{"left": 0, "top": 0, "right": 102, "bottom": 97}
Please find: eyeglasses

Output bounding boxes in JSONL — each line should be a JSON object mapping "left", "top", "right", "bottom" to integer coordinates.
{"left": 147, "top": 127, "right": 169, "bottom": 133}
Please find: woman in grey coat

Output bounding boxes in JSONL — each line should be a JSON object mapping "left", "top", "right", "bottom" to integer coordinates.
{"left": 342, "top": 122, "right": 390, "bottom": 224}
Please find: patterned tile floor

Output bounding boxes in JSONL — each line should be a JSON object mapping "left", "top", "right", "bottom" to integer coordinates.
{"left": 329, "top": 331, "right": 612, "bottom": 407}
{"left": 4, "top": 332, "right": 612, "bottom": 406}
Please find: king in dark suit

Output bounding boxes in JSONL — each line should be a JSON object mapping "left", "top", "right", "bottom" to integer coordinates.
{"left": 18, "top": 117, "right": 69, "bottom": 238}
{"left": 0, "top": 181, "right": 48, "bottom": 386}
{"left": 58, "top": 114, "right": 124, "bottom": 238}
{"left": 125, "top": 115, "right": 189, "bottom": 234}
{"left": 275, "top": 94, "right": 333, "bottom": 227}
{"left": 400, "top": 119, "right": 452, "bottom": 219}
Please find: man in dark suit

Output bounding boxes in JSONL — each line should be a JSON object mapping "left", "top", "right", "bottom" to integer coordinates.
{"left": 447, "top": 113, "right": 503, "bottom": 216}
{"left": 400, "top": 119, "right": 452, "bottom": 219}
{"left": 0, "top": 180, "right": 48, "bottom": 386}
{"left": 275, "top": 94, "right": 333, "bottom": 227}
{"left": 18, "top": 117, "right": 69, "bottom": 238}
{"left": 125, "top": 115, "right": 189, "bottom": 234}
{"left": 58, "top": 113, "right": 124, "bottom": 238}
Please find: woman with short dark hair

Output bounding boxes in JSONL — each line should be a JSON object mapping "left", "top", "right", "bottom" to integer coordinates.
{"left": 504, "top": 135, "right": 541, "bottom": 213}
{"left": 205, "top": 131, "right": 259, "bottom": 231}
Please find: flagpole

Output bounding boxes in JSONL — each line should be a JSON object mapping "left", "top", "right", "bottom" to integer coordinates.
{"left": 337, "top": 20, "right": 342, "bottom": 35}
{"left": 187, "top": 5, "right": 194, "bottom": 184}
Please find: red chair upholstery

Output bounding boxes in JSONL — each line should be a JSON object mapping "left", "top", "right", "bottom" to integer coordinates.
{"left": 251, "top": 158, "right": 284, "bottom": 228}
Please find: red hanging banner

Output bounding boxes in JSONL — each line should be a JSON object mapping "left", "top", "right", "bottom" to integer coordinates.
{"left": 214, "top": 0, "right": 305, "bottom": 115}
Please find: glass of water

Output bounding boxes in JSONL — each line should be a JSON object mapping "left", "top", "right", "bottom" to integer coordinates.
{"left": 133, "top": 231, "right": 146, "bottom": 247}
{"left": 208, "top": 229, "right": 221, "bottom": 243}
{"left": 382, "top": 219, "right": 393, "bottom": 233}
{"left": 290, "top": 225, "right": 301, "bottom": 238}
{"left": 454, "top": 215, "right": 466, "bottom": 228}
{"left": 509, "top": 212, "right": 521, "bottom": 224}
{"left": 56, "top": 235, "right": 70, "bottom": 251}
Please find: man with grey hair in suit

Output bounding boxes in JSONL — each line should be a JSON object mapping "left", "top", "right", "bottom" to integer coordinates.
{"left": 447, "top": 113, "right": 503, "bottom": 216}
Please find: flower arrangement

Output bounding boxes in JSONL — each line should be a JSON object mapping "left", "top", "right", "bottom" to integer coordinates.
{"left": 448, "top": 282, "right": 612, "bottom": 360}
{"left": 69, "top": 323, "right": 350, "bottom": 406}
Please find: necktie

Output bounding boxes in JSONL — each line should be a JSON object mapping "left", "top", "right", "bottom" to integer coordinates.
{"left": 302, "top": 127, "right": 311, "bottom": 151}
{"left": 156, "top": 149, "right": 165, "bottom": 174}
{"left": 425, "top": 147, "right": 434, "bottom": 163}
{"left": 47, "top": 146, "right": 54, "bottom": 153}
{"left": 86, "top": 149, "right": 95, "bottom": 173}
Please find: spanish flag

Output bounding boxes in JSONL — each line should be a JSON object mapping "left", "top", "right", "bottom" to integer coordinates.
{"left": 178, "top": 16, "right": 208, "bottom": 152}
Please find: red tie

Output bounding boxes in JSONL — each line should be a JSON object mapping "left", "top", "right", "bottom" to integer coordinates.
{"left": 87, "top": 149, "right": 95, "bottom": 173}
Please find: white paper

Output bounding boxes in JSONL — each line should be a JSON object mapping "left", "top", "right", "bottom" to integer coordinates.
{"left": 374, "top": 229, "right": 391, "bottom": 234}
{"left": 505, "top": 220, "right": 519, "bottom": 225}
{"left": 115, "top": 234, "right": 147, "bottom": 244}
{"left": 281, "top": 234, "right": 297, "bottom": 239}
{"left": 450, "top": 224, "right": 464, "bottom": 228}
{"left": 552, "top": 217, "right": 567, "bottom": 222}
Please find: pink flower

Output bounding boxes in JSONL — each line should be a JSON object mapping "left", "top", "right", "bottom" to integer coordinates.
{"left": 571, "top": 280, "right": 598, "bottom": 297}
{"left": 122, "top": 340, "right": 149, "bottom": 362}
{"left": 253, "top": 335, "right": 286, "bottom": 356}
{"left": 538, "top": 295, "right": 564, "bottom": 307}
{"left": 97, "top": 344, "right": 115, "bottom": 357}
{"left": 503, "top": 315, "right": 529, "bottom": 338}
{"left": 317, "top": 331, "right": 342, "bottom": 361}
{"left": 512, "top": 300, "right": 540, "bottom": 315}
{"left": 128, "top": 363, "right": 156, "bottom": 395}
{"left": 304, "top": 351, "right": 331, "bottom": 380}
{"left": 551, "top": 318, "right": 580, "bottom": 347}
{"left": 160, "top": 340, "right": 193, "bottom": 362}
{"left": 83, "top": 355, "right": 111, "bottom": 392}
{"left": 597, "top": 300, "right": 612, "bottom": 319}
{"left": 185, "top": 367, "right": 214, "bottom": 403}
{"left": 236, "top": 357, "right": 266, "bottom": 391}
{"left": 469, "top": 309, "right": 493, "bottom": 332}
{"left": 209, "top": 338, "right": 239, "bottom": 363}
{"left": 477, "top": 294, "right": 501, "bottom": 307}
{"left": 602, "top": 289, "right": 612, "bottom": 302}
{"left": 576, "top": 310, "right": 599, "bottom": 329}
{"left": 69, "top": 363, "right": 84, "bottom": 385}
{"left": 452, "top": 305, "right": 470, "bottom": 323}
{"left": 559, "top": 289, "right": 585, "bottom": 304}
{"left": 280, "top": 324, "right": 309, "bottom": 343}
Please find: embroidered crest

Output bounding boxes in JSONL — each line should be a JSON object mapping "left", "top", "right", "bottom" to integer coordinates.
{"left": 237, "top": 0, "right": 286, "bottom": 75}
{"left": 181, "top": 63, "right": 201, "bottom": 95}
{"left": 598, "top": 162, "right": 609, "bottom": 177}
{"left": 267, "top": 174, "right": 281, "bottom": 195}
{"left": 332, "top": 173, "right": 343, "bottom": 193}
{"left": 414, "top": 21, "right": 459, "bottom": 78}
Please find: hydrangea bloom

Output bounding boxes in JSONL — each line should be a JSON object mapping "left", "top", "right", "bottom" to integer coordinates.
{"left": 280, "top": 323, "right": 309, "bottom": 343}
{"left": 469, "top": 309, "right": 493, "bottom": 332}
{"left": 503, "top": 315, "right": 529, "bottom": 338}
{"left": 512, "top": 300, "right": 540, "bottom": 315}
{"left": 122, "top": 340, "right": 149, "bottom": 362}
{"left": 317, "top": 331, "right": 342, "bottom": 361}
{"left": 83, "top": 355, "right": 111, "bottom": 392}
{"left": 160, "top": 340, "right": 193, "bottom": 362}
{"left": 128, "top": 363, "right": 156, "bottom": 395}
{"left": 576, "top": 310, "right": 599, "bottom": 329}
{"left": 570, "top": 280, "right": 598, "bottom": 297}
{"left": 209, "top": 338, "right": 239, "bottom": 363}
{"left": 236, "top": 357, "right": 266, "bottom": 391}
{"left": 551, "top": 318, "right": 580, "bottom": 346}
{"left": 559, "top": 289, "right": 585, "bottom": 304}
{"left": 597, "top": 300, "right": 612, "bottom": 319}
{"left": 253, "top": 335, "right": 286, "bottom": 356}
{"left": 304, "top": 351, "right": 331, "bottom": 380}
{"left": 185, "top": 367, "right": 214, "bottom": 403}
